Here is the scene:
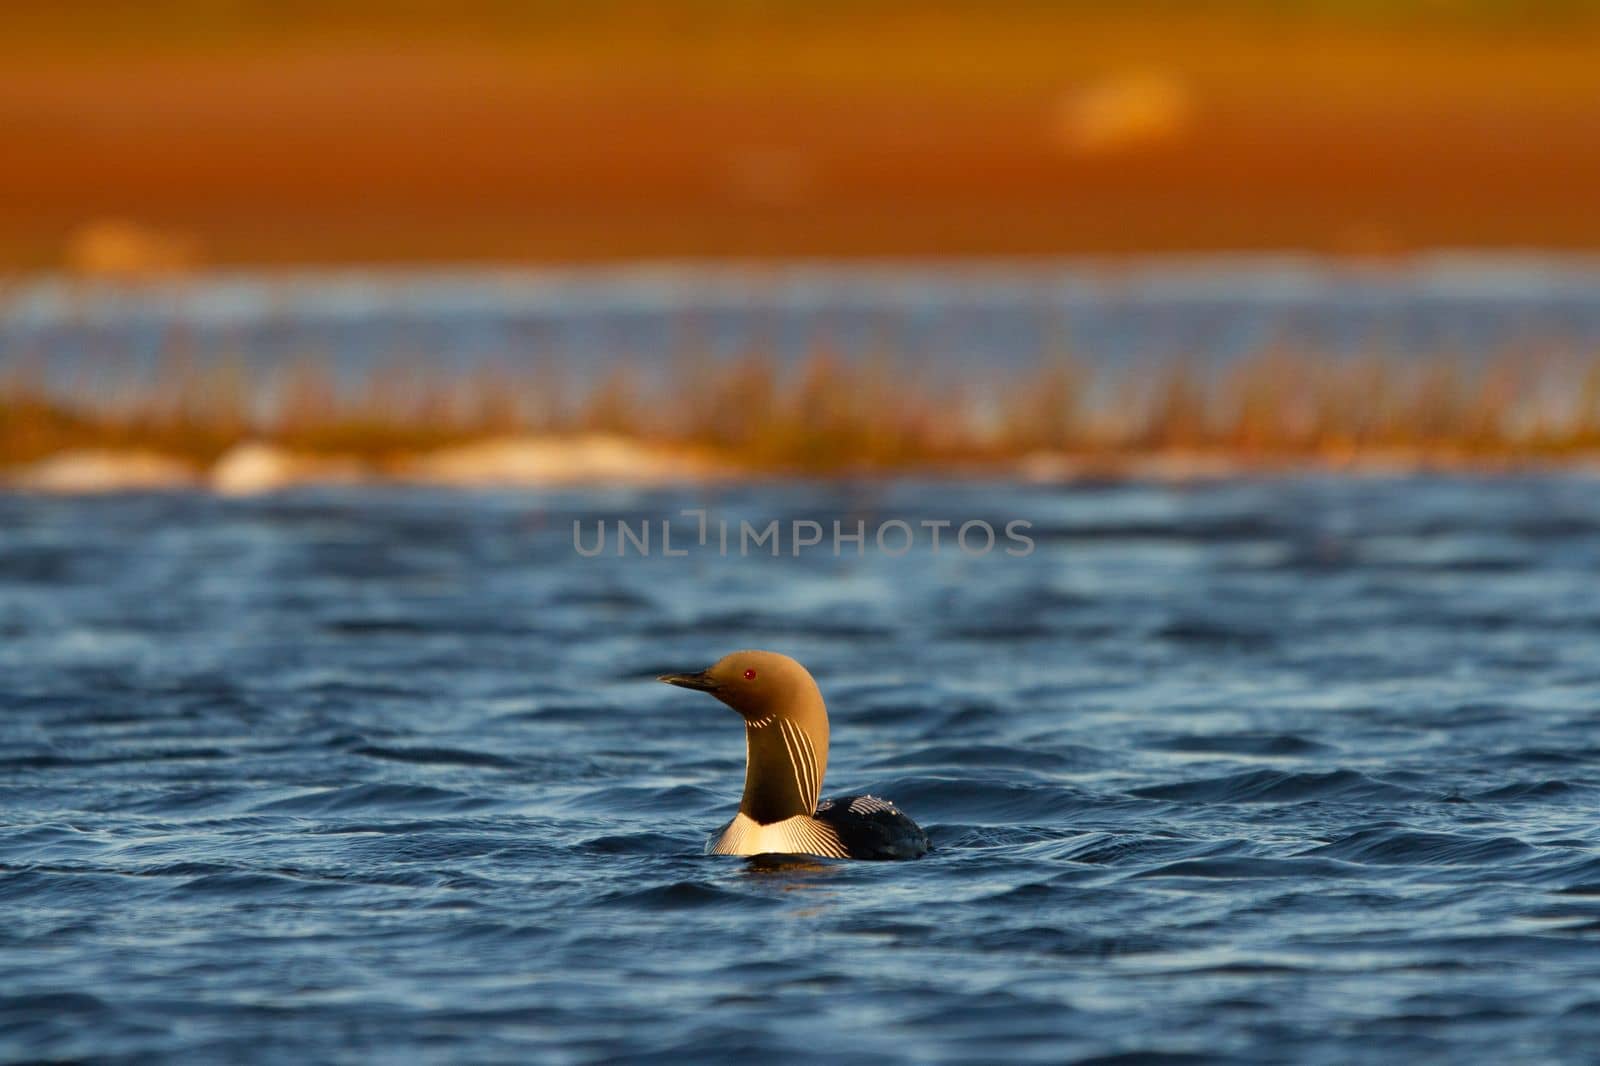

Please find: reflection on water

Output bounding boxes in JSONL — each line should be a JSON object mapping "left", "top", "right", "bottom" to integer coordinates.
{"left": 2, "top": 476, "right": 1600, "bottom": 1062}
{"left": 739, "top": 856, "right": 847, "bottom": 887}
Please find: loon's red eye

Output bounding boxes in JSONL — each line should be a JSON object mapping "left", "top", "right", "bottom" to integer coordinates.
{"left": 743, "top": 668, "right": 757, "bottom": 680}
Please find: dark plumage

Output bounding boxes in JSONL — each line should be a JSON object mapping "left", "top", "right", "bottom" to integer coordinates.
{"left": 813, "top": 795, "right": 932, "bottom": 861}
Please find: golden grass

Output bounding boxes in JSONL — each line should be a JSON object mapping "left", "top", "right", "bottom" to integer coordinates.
{"left": 4, "top": 348, "right": 1599, "bottom": 477}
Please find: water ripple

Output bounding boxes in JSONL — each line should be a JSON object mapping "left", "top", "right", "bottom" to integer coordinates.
{"left": 3, "top": 478, "right": 1600, "bottom": 1063}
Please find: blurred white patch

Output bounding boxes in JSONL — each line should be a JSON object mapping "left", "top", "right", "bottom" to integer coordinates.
{"left": 211, "top": 442, "right": 366, "bottom": 497}
{"left": 65, "top": 219, "right": 202, "bottom": 280}
{"left": 12, "top": 451, "right": 197, "bottom": 493}
{"left": 1052, "top": 71, "right": 1193, "bottom": 156}
{"left": 398, "top": 435, "right": 725, "bottom": 488}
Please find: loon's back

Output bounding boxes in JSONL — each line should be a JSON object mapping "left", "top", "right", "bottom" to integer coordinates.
{"left": 814, "top": 794, "right": 930, "bottom": 860}
{"left": 707, "top": 794, "right": 930, "bottom": 861}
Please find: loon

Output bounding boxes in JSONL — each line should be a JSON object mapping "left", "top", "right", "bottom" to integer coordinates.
{"left": 658, "top": 650, "right": 930, "bottom": 861}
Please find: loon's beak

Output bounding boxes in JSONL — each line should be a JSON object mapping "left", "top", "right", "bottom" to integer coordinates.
{"left": 657, "top": 669, "right": 718, "bottom": 693}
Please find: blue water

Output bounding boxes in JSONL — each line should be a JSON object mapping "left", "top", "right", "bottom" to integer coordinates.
{"left": 8, "top": 255, "right": 1600, "bottom": 379}
{"left": 4, "top": 477, "right": 1600, "bottom": 1064}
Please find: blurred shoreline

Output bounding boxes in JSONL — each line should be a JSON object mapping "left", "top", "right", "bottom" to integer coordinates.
{"left": 7, "top": 359, "right": 1600, "bottom": 493}
{"left": 6, "top": 255, "right": 1599, "bottom": 492}
{"left": 8, "top": 441, "right": 1600, "bottom": 497}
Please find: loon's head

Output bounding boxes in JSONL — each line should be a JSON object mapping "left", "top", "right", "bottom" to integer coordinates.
{"left": 658, "top": 650, "right": 830, "bottom": 822}
{"left": 658, "top": 650, "right": 823, "bottom": 723}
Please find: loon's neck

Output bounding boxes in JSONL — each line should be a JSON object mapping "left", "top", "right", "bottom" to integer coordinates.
{"left": 738, "top": 708, "right": 829, "bottom": 824}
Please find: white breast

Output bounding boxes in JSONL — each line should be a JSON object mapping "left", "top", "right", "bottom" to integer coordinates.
{"left": 709, "top": 812, "right": 848, "bottom": 858}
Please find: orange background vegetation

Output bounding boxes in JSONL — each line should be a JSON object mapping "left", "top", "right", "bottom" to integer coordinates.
{"left": 4, "top": 2, "right": 1600, "bottom": 270}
